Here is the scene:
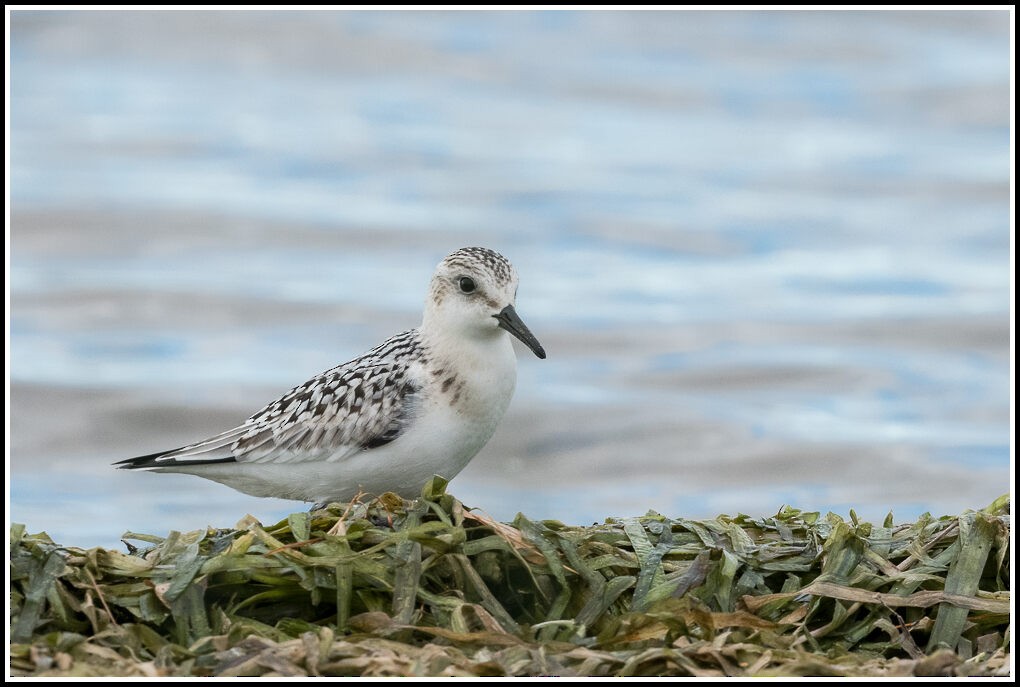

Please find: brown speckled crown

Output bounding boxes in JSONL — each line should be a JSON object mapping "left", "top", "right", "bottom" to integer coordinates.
{"left": 441, "top": 247, "right": 515, "bottom": 284}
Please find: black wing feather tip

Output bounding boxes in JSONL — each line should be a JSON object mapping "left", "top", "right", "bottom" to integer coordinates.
{"left": 114, "top": 449, "right": 238, "bottom": 469}
{"left": 114, "top": 449, "right": 179, "bottom": 469}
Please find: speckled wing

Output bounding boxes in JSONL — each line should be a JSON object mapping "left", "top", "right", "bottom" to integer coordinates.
{"left": 233, "top": 360, "right": 419, "bottom": 464}
{"left": 116, "top": 330, "right": 423, "bottom": 470}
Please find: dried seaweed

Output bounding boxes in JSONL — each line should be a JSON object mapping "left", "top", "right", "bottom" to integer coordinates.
{"left": 9, "top": 481, "right": 1010, "bottom": 677}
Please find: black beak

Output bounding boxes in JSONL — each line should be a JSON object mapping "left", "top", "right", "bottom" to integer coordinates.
{"left": 494, "top": 305, "right": 546, "bottom": 359}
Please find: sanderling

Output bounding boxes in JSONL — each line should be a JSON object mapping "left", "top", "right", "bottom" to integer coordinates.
{"left": 115, "top": 247, "right": 545, "bottom": 507}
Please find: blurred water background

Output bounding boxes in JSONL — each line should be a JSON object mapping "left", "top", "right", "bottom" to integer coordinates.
{"left": 8, "top": 10, "right": 1012, "bottom": 548}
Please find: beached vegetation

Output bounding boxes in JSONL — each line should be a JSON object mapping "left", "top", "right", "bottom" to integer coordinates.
{"left": 10, "top": 480, "right": 1010, "bottom": 677}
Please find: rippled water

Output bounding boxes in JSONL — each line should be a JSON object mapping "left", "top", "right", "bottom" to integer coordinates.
{"left": 9, "top": 10, "right": 1011, "bottom": 547}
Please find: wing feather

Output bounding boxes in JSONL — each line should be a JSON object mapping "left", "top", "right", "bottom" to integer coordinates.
{"left": 116, "top": 329, "right": 424, "bottom": 470}
{"left": 237, "top": 362, "right": 419, "bottom": 464}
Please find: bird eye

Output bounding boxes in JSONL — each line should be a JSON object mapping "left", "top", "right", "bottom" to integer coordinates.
{"left": 458, "top": 276, "right": 476, "bottom": 294}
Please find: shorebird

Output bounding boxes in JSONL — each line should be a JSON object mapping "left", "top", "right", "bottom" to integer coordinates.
{"left": 115, "top": 247, "right": 545, "bottom": 507}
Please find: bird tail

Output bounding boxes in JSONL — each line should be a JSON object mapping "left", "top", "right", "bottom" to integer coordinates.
{"left": 114, "top": 427, "right": 248, "bottom": 469}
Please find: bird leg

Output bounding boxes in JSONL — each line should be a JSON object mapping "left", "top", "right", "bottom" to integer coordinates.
{"left": 326, "top": 490, "right": 368, "bottom": 536}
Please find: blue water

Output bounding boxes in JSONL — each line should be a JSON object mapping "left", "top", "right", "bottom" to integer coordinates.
{"left": 8, "top": 10, "right": 1011, "bottom": 547}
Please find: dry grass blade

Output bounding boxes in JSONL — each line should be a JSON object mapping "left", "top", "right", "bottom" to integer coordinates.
{"left": 926, "top": 511, "right": 1000, "bottom": 652}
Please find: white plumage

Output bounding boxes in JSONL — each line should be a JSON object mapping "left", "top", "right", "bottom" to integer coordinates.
{"left": 116, "top": 247, "right": 545, "bottom": 506}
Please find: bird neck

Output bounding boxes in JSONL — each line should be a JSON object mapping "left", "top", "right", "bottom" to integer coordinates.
{"left": 420, "top": 321, "right": 515, "bottom": 376}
